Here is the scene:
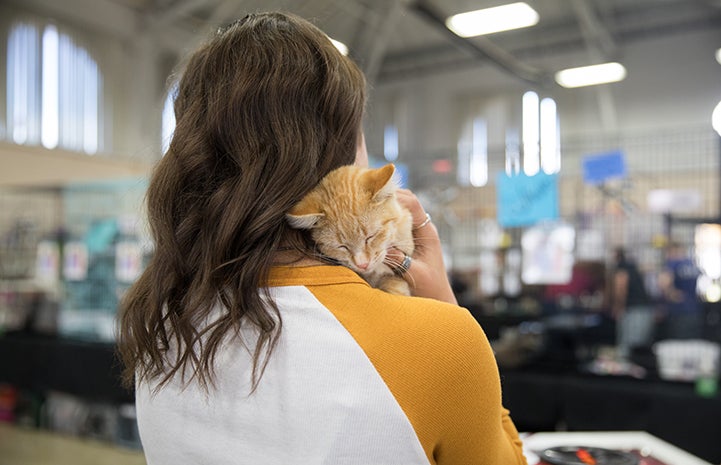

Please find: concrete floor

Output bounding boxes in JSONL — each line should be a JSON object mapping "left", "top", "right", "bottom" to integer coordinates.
{"left": 0, "top": 423, "right": 146, "bottom": 465}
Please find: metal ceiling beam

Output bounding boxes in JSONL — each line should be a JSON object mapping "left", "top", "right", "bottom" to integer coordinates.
{"left": 572, "top": 0, "right": 620, "bottom": 133}
{"left": 4, "top": 0, "right": 140, "bottom": 41}
{"left": 572, "top": 0, "right": 618, "bottom": 60}
{"left": 175, "top": 0, "right": 249, "bottom": 51}
{"left": 153, "top": 0, "right": 216, "bottom": 27}
{"left": 408, "top": 0, "right": 550, "bottom": 87}
{"left": 359, "top": 0, "right": 404, "bottom": 85}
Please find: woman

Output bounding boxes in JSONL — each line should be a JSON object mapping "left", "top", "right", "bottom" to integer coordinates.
{"left": 118, "top": 12, "right": 526, "bottom": 465}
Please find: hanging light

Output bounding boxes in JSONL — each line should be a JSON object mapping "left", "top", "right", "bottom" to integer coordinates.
{"left": 555, "top": 62, "right": 627, "bottom": 88}
{"left": 445, "top": 2, "right": 539, "bottom": 38}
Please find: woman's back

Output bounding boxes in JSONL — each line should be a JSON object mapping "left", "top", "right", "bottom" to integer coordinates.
{"left": 121, "top": 12, "right": 526, "bottom": 465}
{"left": 137, "top": 266, "right": 525, "bottom": 465}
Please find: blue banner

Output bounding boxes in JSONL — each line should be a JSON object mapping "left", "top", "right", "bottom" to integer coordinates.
{"left": 582, "top": 150, "right": 626, "bottom": 185}
{"left": 496, "top": 172, "right": 559, "bottom": 228}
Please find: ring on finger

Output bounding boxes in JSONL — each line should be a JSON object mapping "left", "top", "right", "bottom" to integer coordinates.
{"left": 395, "top": 253, "right": 412, "bottom": 276}
{"left": 413, "top": 213, "right": 432, "bottom": 231}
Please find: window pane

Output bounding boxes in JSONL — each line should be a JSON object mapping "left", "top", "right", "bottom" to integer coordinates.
{"left": 41, "top": 24, "right": 59, "bottom": 149}
{"left": 6, "top": 19, "right": 103, "bottom": 154}
{"left": 8, "top": 22, "right": 41, "bottom": 145}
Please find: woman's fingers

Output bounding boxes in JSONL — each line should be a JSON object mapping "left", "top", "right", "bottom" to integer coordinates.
{"left": 393, "top": 188, "right": 458, "bottom": 305}
{"left": 396, "top": 189, "right": 425, "bottom": 224}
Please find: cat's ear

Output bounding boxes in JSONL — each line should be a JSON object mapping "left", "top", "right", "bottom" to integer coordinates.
{"left": 366, "top": 164, "right": 396, "bottom": 201}
{"left": 286, "top": 196, "right": 325, "bottom": 229}
{"left": 286, "top": 212, "right": 324, "bottom": 229}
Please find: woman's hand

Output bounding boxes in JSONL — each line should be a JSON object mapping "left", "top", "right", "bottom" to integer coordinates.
{"left": 391, "top": 189, "right": 458, "bottom": 305}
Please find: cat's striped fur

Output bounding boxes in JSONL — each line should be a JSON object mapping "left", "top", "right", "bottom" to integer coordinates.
{"left": 287, "top": 164, "right": 414, "bottom": 295}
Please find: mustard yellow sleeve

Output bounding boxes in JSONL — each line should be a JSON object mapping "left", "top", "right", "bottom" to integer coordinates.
{"left": 309, "top": 282, "right": 527, "bottom": 465}
{"left": 421, "top": 305, "right": 528, "bottom": 465}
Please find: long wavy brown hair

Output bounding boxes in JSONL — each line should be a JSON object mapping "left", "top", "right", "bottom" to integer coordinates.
{"left": 117, "top": 12, "right": 366, "bottom": 391}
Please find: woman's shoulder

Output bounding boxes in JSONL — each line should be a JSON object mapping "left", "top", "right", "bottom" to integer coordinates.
{"left": 318, "top": 281, "right": 487, "bottom": 354}
{"left": 269, "top": 264, "right": 488, "bottom": 352}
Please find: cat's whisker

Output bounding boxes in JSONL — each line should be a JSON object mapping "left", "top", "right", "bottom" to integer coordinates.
{"left": 382, "top": 256, "right": 399, "bottom": 265}
{"left": 382, "top": 257, "right": 402, "bottom": 269}
{"left": 384, "top": 256, "right": 417, "bottom": 287}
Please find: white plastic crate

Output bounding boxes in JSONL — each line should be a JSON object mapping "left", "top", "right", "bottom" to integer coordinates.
{"left": 653, "top": 339, "right": 720, "bottom": 381}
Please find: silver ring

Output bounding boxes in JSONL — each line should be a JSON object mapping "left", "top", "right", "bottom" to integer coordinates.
{"left": 395, "top": 253, "right": 412, "bottom": 276}
{"left": 413, "top": 213, "right": 432, "bottom": 230}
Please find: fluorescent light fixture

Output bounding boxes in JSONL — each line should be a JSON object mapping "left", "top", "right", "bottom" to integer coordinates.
{"left": 330, "top": 38, "right": 348, "bottom": 56}
{"left": 716, "top": 48, "right": 721, "bottom": 65}
{"left": 445, "top": 2, "right": 539, "bottom": 38}
{"left": 555, "top": 62, "right": 627, "bottom": 88}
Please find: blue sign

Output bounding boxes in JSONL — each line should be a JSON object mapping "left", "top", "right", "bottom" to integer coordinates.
{"left": 496, "top": 172, "right": 559, "bottom": 228}
{"left": 582, "top": 150, "right": 627, "bottom": 185}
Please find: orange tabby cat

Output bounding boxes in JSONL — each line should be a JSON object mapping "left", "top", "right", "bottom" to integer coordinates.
{"left": 287, "top": 164, "right": 414, "bottom": 296}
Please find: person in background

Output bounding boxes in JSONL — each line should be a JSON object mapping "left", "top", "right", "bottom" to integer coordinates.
{"left": 658, "top": 242, "right": 702, "bottom": 339}
{"left": 611, "top": 247, "right": 654, "bottom": 359}
{"left": 117, "top": 12, "right": 526, "bottom": 465}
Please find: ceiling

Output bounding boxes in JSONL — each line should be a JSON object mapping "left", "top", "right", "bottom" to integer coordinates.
{"left": 10, "top": 0, "right": 721, "bottom": 87}
{"left": 102, "top": 0, "right": 721, "bottom": 85}
{"left": 2, "top": 0, "right": 720, "bottom": 187}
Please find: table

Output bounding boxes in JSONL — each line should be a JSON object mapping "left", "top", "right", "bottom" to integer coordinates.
{"left": 522, "top": 431, "right": 713, "bottom": 465}
{"left": 501, "top": 370, "right": 721, "bottom": 463}
{"left": 0, "top": 333, "right": 130, "bottom": 403}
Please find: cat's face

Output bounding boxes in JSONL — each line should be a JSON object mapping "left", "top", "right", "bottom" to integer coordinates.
{"left": 312, "top": 211, "right": 399, "bottom": 274}
{"left": 287, "top": 164, "right": 412, "bottom": 275}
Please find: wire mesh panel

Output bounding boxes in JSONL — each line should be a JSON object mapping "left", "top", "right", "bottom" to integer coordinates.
{"left": 406, "top": 125, "right": 720, "bottom": 320}
{"left": 58, "top": 179, "right": 148, "bottom": 341}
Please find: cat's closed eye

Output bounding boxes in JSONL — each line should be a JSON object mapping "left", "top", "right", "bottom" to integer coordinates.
{"left": 338, "top": 245, "right": 350, "bottom": 251}
{"left": 365, "top": 232, "right": 378, "bottom": 244}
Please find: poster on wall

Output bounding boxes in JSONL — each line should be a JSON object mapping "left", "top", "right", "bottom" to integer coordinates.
{"left": 35, "top": 241, "right": 60, "bottom": 284}
{"left": 63, "top": 242, "right": 88, "bottom": 281}
{"left": 521, "top": 222, "right": 576, "bottom": 285}
{"left": 496, "top": 172, "right": 559, "bottom": 228}
{"left": 115, "top": 241, "right": 143, "bottom": 283}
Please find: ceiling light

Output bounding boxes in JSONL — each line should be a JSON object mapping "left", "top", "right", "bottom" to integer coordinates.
{"left": 716, "top": 47, "right": 721, "bottom": 65}
{"left": 445, "top": 2, "right": 539, "bottom": 38}
{"left": 555, "top": 62, "right": 627, "bottom": 88}
{"left": 330, "top": 38, "right": 348, "bottom": 56}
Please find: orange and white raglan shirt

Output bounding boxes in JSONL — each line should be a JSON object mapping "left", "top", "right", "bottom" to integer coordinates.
{"left": 136, "top": 265, "right": 527, "bottom": 465}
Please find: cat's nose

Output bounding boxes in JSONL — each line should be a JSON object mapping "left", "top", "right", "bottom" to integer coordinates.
{"left": 353, "top": 253, "right": 370, "bottom": 270}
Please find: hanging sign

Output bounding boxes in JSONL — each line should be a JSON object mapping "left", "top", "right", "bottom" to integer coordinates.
{"left": 496, "top": 171, "right": 559, "bottom": 228}
{"left": 582, "top": 150, "right": 626, "bottom": 185}
{"left": 35, "top": 241, "right": 60, "bottom": 284}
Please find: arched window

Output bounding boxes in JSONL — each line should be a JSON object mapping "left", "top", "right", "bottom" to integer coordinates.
{"left": 6, "top": 20, "right": 103, "bottom": 154}
{"left": 161, "top": 84, "right": 177, "bottom": 155}
{"left": 7, "top": 21, "right": 41, "bottom": 146}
